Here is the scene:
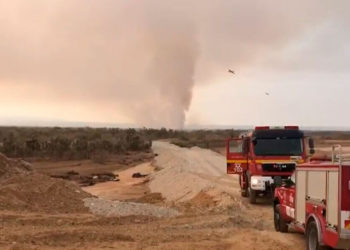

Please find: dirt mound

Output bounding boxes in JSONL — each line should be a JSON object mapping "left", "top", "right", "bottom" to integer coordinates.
{"left": 0, "top": 173, "right": 91, "bottom": 213}
{"left": 150, "top": 141, "right": 240, "bottom": 206}
{"left": 0, "top": 153, "right": 91, "bottom": 213}
{"left": 0, "top": 153, "right": 32, "bottom": 179}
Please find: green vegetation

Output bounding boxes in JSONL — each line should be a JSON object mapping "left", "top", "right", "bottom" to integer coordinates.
{"left": 0, "top": 127, "right": 243, "bottom": 160}
{"left": 169, "top": 129, "right": 243, "bottom": 149}
{"left": 1, "top": 126, "right": 349, "bottom": 161}
{"left": 0, "top": 127, "right": 151, "bottom": 160}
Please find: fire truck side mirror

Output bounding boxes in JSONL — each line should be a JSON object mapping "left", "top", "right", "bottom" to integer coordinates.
{"left": 243, "top": 139, "right": 250, "bottom": 154}
{"left": 308, "top": 138, "right": 315, "bottom": 155}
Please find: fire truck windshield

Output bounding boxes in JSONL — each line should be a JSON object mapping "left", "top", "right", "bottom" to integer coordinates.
{"left": 253, "top": 138, "right": 303, "bottom": 156}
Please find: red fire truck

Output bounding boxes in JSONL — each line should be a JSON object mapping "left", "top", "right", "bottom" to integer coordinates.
{"left": 226, "top": 126, "right": 311, "bottom": 204}
{"left": 273, "top": 146, "right": 350, "bottom": 250}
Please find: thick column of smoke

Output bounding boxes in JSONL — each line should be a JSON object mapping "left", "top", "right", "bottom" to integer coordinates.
{"left": 126, "top": 1, "right": 199, "bottom": 129}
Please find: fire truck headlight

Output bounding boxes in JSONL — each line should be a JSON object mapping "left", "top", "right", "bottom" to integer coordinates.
{"left": 251, "top": 178, "right": 259, "bottom": 186}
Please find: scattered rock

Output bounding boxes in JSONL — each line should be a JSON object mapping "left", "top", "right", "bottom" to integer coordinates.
{"left": 67, "top": 170, "right": 79, "bottom": 175}
{"left": 51, "top": 172, "right": 119, "bottom": 187}
{"left": 132, "top": 172, "right": 148, "bottom": 178}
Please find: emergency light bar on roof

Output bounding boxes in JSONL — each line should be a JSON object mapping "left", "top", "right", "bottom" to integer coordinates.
{"left": 284, "top": 126, "right": 299, "bottom": 130}
{"left": 255, "top": 126, "right": 269, "bottom": 130}
{"left": 254, "top": 126, "right": 299, "bottom": 130}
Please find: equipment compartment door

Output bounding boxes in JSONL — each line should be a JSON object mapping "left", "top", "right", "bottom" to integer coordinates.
{"left": 296, "top": 170, "right": 306, "bottom": 224}
{"left": 326, "top": 171, "right": 339, "bottom": 228}
{"left": 226, "top": 138, "right": 248, "bottom": 174}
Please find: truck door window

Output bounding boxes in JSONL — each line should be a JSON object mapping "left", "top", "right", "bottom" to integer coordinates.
{"left": 229, "top": 140, "right": 243, "bottom": 153}
{"left": 253, "top": 138, "right": 303, "bottom": 156}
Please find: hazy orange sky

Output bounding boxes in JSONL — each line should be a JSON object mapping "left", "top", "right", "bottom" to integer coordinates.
{"left": 0, "top": 0, "right": 349, "bottom": 128}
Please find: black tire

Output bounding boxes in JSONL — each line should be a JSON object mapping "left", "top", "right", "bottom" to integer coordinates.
{"left": 240, "top": 175, "right": 248, "bottom": 197}
{"left": 246, "top": 171, "right": 257, "bottom": 204}
{"left": 274, "top": 204, "right": 280, "bottom": 232}
{"left": 248, "top": 187, "right": 257, "bottom": 204}
{"left": 274, "top": 204, "right": 288, "bottom": 233}
{"left": 306, "top": 221, "right": 330, "bottom": 250}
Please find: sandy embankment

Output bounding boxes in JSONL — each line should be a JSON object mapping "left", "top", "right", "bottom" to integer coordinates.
{"left": 149, "top": 141, "right": 241, "bottom": 207}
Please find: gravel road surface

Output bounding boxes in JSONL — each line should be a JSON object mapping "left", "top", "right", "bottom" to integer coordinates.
{"left": 84, "top": 197, "right": 180, "bottom": 217}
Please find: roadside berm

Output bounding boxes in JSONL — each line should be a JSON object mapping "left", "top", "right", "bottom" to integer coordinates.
{"left": 149, "top": 141, "right": 242, "bottom": 209}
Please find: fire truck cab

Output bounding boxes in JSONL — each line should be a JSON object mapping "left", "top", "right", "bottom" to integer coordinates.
{"left": 274, "top": 146, "right": 350, "bottom": 250}
{"left": 226, "top": 126, "right": 311, "bottom": 204}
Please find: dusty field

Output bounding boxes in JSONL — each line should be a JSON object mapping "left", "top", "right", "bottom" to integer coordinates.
{"left": 83, "top": 162, "right": 154, "bottom": 201}
{"left": 31, "top": 152, "right": 154, "bottom": 187}
{"left": 31, "top": 151, "right": 155, "bottom": 177}
{"left": 0, "top": 141, "right": 311, "bottom": 249}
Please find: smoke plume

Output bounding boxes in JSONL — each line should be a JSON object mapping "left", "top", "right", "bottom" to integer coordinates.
{"left": 0, "top": 0, "right": 345, "bottom": 128}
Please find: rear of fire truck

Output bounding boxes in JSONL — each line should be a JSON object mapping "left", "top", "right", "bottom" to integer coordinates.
{"left": 274, "top": 146, "right": 350, "bottom": 250}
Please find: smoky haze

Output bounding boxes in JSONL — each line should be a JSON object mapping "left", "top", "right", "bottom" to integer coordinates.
{"left": 0, "top": 0, "right": 344, "bottom": 128}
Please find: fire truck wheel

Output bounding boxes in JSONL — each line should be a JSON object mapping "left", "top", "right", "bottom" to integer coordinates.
{"left": 274, "top": 204, "right": 288, "bottom": 232}
{"left": 306, "top": 221, "right": 330, "bottom": 250}
{"left": 248, "top": 188, "right": 256, "bottom": 204}
{"left": 239, "top": 176, "right": 248, "bottom": 197}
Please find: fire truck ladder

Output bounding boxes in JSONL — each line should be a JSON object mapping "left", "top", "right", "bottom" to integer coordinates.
{"left": 332, "top": 144, "right": 350, "bottom": 164}
{"left": 332, "top": 144, "right": 342, "bottom": 164}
